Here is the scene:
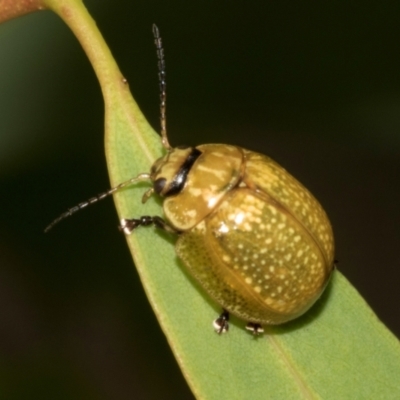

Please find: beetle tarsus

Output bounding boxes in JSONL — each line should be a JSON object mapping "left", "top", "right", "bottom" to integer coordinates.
{"left": 213, "top": 310, "right": 230, "bottom": 334}
{"left": 245, "top": 322, "right": 264, "bottom": 335}
{"left": 119, "top": 216, "right": 178, "bottom": 235}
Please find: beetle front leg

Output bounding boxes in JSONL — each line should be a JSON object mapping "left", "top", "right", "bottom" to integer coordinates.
{"left": 119, "top": 216, "right": 179, "bottom": 235}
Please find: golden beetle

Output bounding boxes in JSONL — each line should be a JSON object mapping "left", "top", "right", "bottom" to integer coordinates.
{"left": 46, "top": 25, "right": 335, "bottom": 335}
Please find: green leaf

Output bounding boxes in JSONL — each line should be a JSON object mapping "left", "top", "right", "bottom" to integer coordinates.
{"left": 108, "top": 131, "right": 400, "bottom": 398}
{"left": 103, "top": 52, "right": 400, "bottom": 400}
{"left": 39, "top": 1, "right": 400, "bottom": 398}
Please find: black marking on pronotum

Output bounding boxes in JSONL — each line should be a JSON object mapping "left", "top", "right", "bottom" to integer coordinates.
{"left": 164, "top": 148, "right": 202, "bottom": 197}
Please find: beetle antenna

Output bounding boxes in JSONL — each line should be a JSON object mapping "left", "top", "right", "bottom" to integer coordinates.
{"left": 44, "top": 173, "right": 151, "bottom": 233}
{"left": 152, "top": 24, "right": 171, "bottom": 150}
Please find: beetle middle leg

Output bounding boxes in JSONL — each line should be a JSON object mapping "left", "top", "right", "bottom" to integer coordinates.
{"left": 213, "top": 309, "right": 230, "bottom": 334}
{"left": 119, "top": 216, "right": 179, "bottom": 235}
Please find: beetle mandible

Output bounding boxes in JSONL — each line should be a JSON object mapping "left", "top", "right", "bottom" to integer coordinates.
{"left": 46, "top": 25, "right": 335, "bottom": 335}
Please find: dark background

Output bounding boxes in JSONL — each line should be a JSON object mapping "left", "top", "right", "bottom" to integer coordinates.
{"left": 0, "top": 1, "right": 399, "bottom": 398}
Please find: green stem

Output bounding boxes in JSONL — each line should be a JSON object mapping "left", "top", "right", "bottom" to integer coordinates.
{"left": 42, "top": 0, "right": 127, "bottom": 105}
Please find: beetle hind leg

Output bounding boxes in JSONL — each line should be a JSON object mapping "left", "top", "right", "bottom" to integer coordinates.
{"left": 119, "top": 216, "right": 178, "bottom": 235}
{"left": 213, "top": 310, "right": 230, "bottom": 334}
{"left": 245, "top": 322, "right": 264, "bottom": 335}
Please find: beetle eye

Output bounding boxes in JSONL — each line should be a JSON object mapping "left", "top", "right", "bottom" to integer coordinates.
{"left": 154, "top": 178, "right": 167, "bottom": 194}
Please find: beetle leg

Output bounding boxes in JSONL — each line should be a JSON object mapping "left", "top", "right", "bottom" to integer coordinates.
{"left": 213, "top": 310, "right": 230, "bottom": 334}
{"left": 245, "top": 322, "right": 264, "bottom": 335}
{"left": 119, "top": 216, "right": 179, "bottom": 235}
{"left": 152, "top": 216, "right": 180, "bottom": 234}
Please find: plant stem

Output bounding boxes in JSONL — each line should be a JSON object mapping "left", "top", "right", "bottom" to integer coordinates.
{"left": 42, "top": 0, "right": 126, "bottom": 103}
{"left": 0, "top": 0, "right": 45, "bottom": 23}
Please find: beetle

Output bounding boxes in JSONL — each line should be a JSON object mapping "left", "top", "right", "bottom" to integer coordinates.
{"left": 46, "top": 25, "right": 335, "bottom": 335}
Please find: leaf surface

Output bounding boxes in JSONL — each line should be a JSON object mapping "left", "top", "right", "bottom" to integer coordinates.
{"left": 105, "top": 91, "right": 400, "bottom": 399}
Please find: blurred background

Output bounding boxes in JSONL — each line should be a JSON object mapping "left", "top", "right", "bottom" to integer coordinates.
{"left": 0, "top": 0, "right": 399, "bottom": 398}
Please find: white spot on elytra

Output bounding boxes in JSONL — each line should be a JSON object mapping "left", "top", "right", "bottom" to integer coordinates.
{"left": 297, "top": 250, "right": 304, "bottom": 258}
{"left": 207, "top": 197, "right": 218, "bottom": 208}
{"left": 268, "top": 206, "right": 277, "bottom": 215}
{"left": 218, "top": 223, "right": 229, "bottom": 233}
{"left": 234, "top": 212, "right": 245, "bottom": 225}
